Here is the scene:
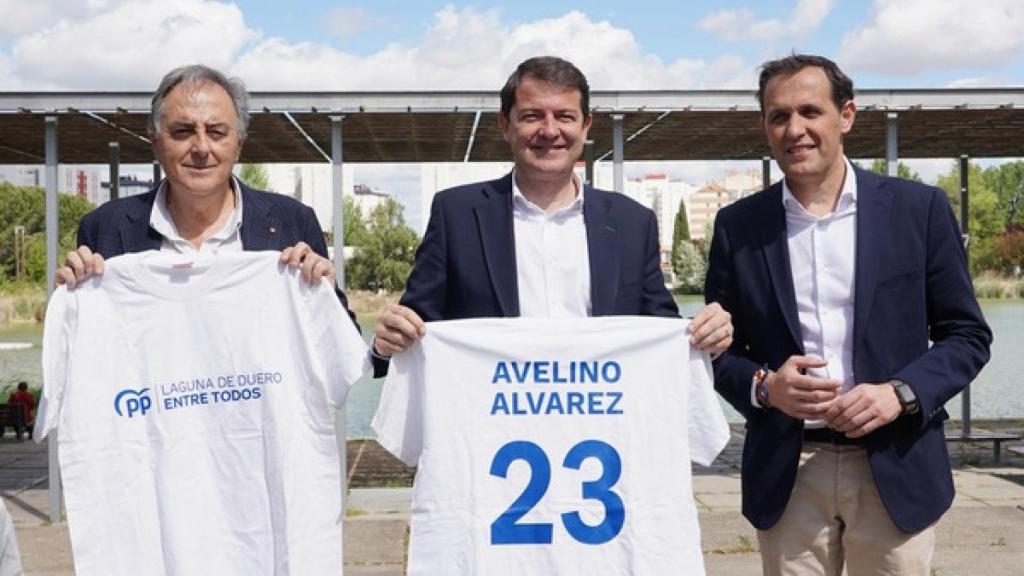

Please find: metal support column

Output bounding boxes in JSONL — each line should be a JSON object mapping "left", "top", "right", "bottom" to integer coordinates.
{"left": 109, "top": 142, "right": 120, "bottom": 200}
{"left": 762, "top": 156, "right": 771, "bottom": 189}
{"left": 329, "top": 115, "right": 348, "bottom": 516}
{"left": 612, "top": 114, "right": 624, "bottom": 193}
{"left": 45, "top": 116, "right": 62, "bottom": 524}
{"left": 584, "top": 139, "right": 594, "bottom": 186}
{"left": 886, "top": 113, "right": 899, "bottom": 177}
{"left": 959, "top": 154, "right": 972, "bottom": 436}
{"left": 152, "top": 161, "right": 162, "bottom": 188}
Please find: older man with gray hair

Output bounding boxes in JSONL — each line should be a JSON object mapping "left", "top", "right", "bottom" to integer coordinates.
{"left": 55, "top": 64, "right": 355, "bottom": 322}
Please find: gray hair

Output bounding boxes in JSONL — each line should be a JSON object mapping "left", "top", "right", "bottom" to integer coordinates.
{"left": 148, "top": 64, "right": 250, "bottom": 141}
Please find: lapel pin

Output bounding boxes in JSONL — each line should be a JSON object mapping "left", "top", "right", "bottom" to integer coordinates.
{"left": 269, "top": 227, "right": 277, "bottom": 234}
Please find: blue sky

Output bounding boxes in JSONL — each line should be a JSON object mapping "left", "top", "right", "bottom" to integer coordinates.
{"left": 2, "top": 0, "right": 1022, "bottom": 91}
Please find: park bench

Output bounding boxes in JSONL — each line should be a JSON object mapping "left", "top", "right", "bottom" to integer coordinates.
{"left": 0, "top": 403, "right": 30, "bottom": 440}
{"left": 945, "top": 428, "right": 1021, "bottom": 463}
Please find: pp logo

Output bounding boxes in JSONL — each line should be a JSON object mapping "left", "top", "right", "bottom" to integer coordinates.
{"left": 114, "top": 388, "right": 152, "bottom": 418}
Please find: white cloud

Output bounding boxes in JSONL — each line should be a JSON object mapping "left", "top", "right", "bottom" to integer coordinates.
{"left": 0, "top": 0, "right": 121, "bottom": 41}
{"left": 3, "top": 0, "right": 255, "bottom": 90}
{"left": 234, "top": 8, "right": 751, "bottom": 91}
{"left": 698, "top": 0, "right": 834, "bottom": 43}
{"left": 839, "top": 0, "right": 1024, "bottom": 75}
{"left": 322, "top": 6, "right": 391, "bottom": 39}
{"left": 0, "top": 4, "right": 755, "bottom": 91}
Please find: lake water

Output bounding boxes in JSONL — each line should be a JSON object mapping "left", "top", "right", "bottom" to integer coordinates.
{"left": 2, "top": 297, "right": 1021, "bottom": 436}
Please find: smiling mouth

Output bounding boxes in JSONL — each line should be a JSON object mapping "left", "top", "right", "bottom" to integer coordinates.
{"left": 787, "top": 144, "right": 816, "bottom": 155}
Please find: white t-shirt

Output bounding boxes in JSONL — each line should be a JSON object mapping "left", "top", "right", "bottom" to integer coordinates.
{"left": 373, "top": 316, "right": 730, "bottom": 576}
{"left": 36, "top": 251, "right": 368, "bottom": 576}
{"left": 0, "top": 498, "right": 22, "bottom": 576}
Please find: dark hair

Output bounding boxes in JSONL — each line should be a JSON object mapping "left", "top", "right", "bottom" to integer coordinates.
{"left": 500, "top": 56, "right": 590, "bottom": 119}
{"left": 17, "top": 381, "right": 28, "bottom": 391}
{"left": 149, "top": 64, "right": 250, "bottom": 141}
{"left": 757, "top": 54, "right": 854, "bottom": 114}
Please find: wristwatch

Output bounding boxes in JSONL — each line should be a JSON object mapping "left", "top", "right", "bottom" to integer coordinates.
{"left": 889, "top": 379, "right": 920, "bottom": 415}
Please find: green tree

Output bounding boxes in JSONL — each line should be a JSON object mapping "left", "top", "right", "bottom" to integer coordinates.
{"left": 937, "top": 161, "right": 1002, "bottom": 275}
{"left": 239, "top": 164, "right": 271, "bottom": 191}
{"left": 670, "top": 198, "right": 691, "bottom": 276}
{"left": 342, "top": 196, "right": 369, "bottom": 246}
{"left": 673, "top": 240, "right": 706, "bottom": 294}
{"left": 866, "top": 159, "right": 923, "bottom": 182}
{"left": 346, "top": 198, "right": 420, "bottom": 292}
{"left": 0, "top": 182, "right": 94, "bottom": 284}
{"left": 980, "top": 160, "right": 1024, "bottom": 230}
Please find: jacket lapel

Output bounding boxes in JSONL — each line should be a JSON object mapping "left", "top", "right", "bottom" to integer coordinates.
{"left": 584, "top": 188, "right": 620, "bottom": 315}
{"left": 852, "top": 168, "right": 893, "bottom": 355}
{"left": 121, "top": 188, "right": 163, "bottom": 252}
{"left": 239, "top": 182, "right": 284, "bottom": 250}
{"left": 474, "top": 174, "right": 519, "bottom": 316}
{"left": 759, "top": 184, "right": 803, "bottom": 351}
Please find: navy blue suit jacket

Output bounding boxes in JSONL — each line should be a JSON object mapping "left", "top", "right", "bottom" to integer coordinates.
{"left": 705, "top": 167, "right": 991, "bottom": 533}
{"left": 76, "top": 180, "right": 357, "bottom": 326}
{"left": 372, "top": 172, "right": 679, "bottom": 376}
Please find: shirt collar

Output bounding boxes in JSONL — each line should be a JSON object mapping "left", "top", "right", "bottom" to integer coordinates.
{"left": 151, "top": 175, "right": 244, "bottom": 249}
{"left": 781, "top": 156, "right": 857, "bottom": 217}
{"left": 511, "top": 168, "right": 585, "bottom": 217}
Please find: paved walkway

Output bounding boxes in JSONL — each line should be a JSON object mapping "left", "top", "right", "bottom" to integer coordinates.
{"left": 4, "top": 425, "right": 1024, "bottom": 575}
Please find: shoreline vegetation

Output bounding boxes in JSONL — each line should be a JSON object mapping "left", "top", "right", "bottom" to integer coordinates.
{"left": 1, "top": 279, "right": 1022, "bottom": 326}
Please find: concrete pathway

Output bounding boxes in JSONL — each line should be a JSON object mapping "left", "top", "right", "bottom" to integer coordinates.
{"left": 4, "top": 429, "right": 1024, "bottom": 575}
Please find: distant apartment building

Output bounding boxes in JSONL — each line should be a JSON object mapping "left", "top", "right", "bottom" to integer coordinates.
{"left": 0, "top": 165, "right": 110, "bottom": 205}
{"left": 262, "top": 163, "right": 390, "bottom": 238}
{"left": 688, "top": 169, "right": 763, "bottom": 241}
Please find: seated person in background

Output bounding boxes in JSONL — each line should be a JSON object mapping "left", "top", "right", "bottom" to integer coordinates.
{"left": 6, "top": 381, "right": 35, "bottom": 438}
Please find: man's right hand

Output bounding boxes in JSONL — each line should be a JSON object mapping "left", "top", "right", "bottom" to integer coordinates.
{"left": 764, "top": 355, "right": 841, "bottom": 420}
{"left": 55, "top": 246, "right": 105, "bottom": 289}
{"left": 373, "top": 304, "right": 426, "bottom": 358}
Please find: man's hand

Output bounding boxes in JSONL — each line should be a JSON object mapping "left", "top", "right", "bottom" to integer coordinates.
{"left": 55, "top": 246, "right": 105, "bottom": 289}
{"left": 823, "top": 383, "right": 902, "bottom": 438}
{"left": 373, "top": 304, "right": 426, "bottom": 358}
{"left": 280, "top": 242, "right": 335, "bottom": 285}
{"left": 764, "top": 355, "right": 841, "bottom": 420}
{"left": 688, "top": 302, "right": 733, "bottom": 357}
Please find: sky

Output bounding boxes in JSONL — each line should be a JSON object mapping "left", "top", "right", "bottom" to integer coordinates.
{"left": 2, "top": 0, "right": 1023, "bottom": 226}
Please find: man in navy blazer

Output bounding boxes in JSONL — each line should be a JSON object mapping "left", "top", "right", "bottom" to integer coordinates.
{"left": 706, "top": 54, "right": 991, "bottom": 575}
{"left": 56, "top": 64, "right": 354, "bottom": 324}
{"left": 372, "top": 56, "right": 734, "bottom": 373}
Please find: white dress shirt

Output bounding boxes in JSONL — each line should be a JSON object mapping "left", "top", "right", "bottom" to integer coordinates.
{"left": 777, "top": 158, "right": 858, "bottom": 425}
{"left": 150, "top": 176, "right": 244, "bottom": 254}
{"left": 511, "top": 172, "right": 592, "bottom": 318}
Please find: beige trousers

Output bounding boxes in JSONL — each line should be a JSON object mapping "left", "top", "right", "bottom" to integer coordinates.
{"left": 757, "top": 443, "right": 936, "bottom": 576}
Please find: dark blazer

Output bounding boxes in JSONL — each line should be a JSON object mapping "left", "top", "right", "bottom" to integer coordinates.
{"left": 373, "top": 172, "right": 679, "bottom": 376}
{"left": 705, "top": 167, "right": 991, "bottom": 533}
{"left": 76, "top": 180, "right": 357, "bottom": 326}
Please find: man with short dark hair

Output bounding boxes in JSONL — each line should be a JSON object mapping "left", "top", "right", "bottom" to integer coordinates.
{"left": 706, "top": 53, "right": 992, "bottom": 575}
{"left": 373, "top": 56, "right": 733, "bottom": 366}
{"left": 55, "top": 64, "right": 355, "bottom": 323}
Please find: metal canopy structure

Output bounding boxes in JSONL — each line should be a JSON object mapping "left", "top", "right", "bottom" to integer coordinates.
{"left": 3, "top": 87, "right": 1024, "bottom": 165}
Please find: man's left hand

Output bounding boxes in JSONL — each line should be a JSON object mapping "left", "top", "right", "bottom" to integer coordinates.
{"left": 280, "top": 242, "right": 335, "bottom": 285}
{"left": 823, "top": 383, "right": 902, "bottom": 438}
{"left": 688, "top": 302, "right": 733, "bottom": 357}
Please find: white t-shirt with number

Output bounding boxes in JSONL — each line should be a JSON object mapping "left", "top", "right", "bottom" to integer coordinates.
{"left": 36, "top": 251, "right": 368, "bottom": 576}
{"left": 373, "top": 316, "right": 730, "bottom": 575}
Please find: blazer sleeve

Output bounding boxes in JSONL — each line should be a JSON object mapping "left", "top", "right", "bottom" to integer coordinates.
{"left": 705, "top": 209, "right": 762, "bottom": 420}
{"left": 893, "top": 189, "right": 992, "bottom": 430}
{"left": 372, "top": 194, "right": 449, "bottom": 378}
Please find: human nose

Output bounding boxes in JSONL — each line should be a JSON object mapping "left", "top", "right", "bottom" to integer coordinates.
{"left": 783, "top": 116, "right": 805, "bottom": 139}
{"left": 190, "top": 130, "right": 212, "bottom": 155}
{"left": 537, "top": 116, "right": 558, "bottom": 139}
